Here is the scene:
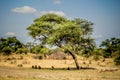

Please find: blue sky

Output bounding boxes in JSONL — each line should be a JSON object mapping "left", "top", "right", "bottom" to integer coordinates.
{"left": 0, "top": 0, "right": 120, "bottom": 46}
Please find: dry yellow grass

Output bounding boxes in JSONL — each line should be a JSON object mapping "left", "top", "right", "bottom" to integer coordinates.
{"left": 0, "top": 66, "right": 120, "bottom": 80}
{"left": 0, "top": 53, "right": 120, "bottom": 80}
{"left": 0, "top": 53, "right": 117, "bottom": 68}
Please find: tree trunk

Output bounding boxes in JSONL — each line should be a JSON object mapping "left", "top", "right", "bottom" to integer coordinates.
{"left": 67, "top": 50, "right": 80, "bottom": 70}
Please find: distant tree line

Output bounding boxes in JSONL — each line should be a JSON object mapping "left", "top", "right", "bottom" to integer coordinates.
{"left": 0, "top": 37, "right": 51, "bottom": 55}
{"left": 0, "top": 36, "right": 120, "bottom": 65}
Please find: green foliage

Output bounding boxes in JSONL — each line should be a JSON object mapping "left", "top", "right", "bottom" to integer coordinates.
{"left": 92, "top": 48, "right": 103, "bottom": 61}
{"left": 40, "top": 47, "right": 50, "bottom": 54}
{"left": 0, "top": 37, "right": 26, "bottom": 54}
{"left": 31, "top": 45, "right": 41, "bottom": 54}
{"left": 27, "top": 14, "right": 67, "bottom": 39}
{"left": 27, "top": 13, "right": 95, "bottom": 69}
{"left": 31, "top": 45, "right": 50, "bottom": 55}
{"left": 114, "top": 50, "right": 120, "bottom": 65}
{"left": 2, "top": 46, "right": 13, "bottom": 55}
{"left": 100, "top": 37, "right": 120, "bottom": 58}
{"left": 103, "top": 52, "right": 111, "bottom": 58}
{"left": 16, "top": 48, "right": 23, "bottom": 54}
{"left": 27, "top": 13, "right": 95, "bottom": 54}
{"left": 93, "top": 55, "right": 100, "bottom": 61}
{"left": 16, "top": 48, "right": 28, "bottom": 54}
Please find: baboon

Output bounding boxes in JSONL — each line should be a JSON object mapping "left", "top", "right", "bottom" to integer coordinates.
{"left": 51, "top": 66, "right": 54, "bottom": 70}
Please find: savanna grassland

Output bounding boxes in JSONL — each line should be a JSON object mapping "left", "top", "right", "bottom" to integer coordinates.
{"left": 0, "top": 53, "right": 120, "bottom": 80}
{"left": 1, "top": 13, "right": 120, "bottom": 80}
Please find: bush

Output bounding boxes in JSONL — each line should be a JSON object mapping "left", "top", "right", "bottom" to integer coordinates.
{"left": 23, "top": 48, "right": 28, "bottom": 54}
{"left": 114, "top": 57, "right": 120, "bottom": 65}
{"left": 31, "top": 45, "right": 41, "bottom": 54}
{"left": 103, "top": 52, "right": 111, "bottom": 58}
{"left": 16, "top": 48, "right": 28, "bottom": 54}
{"left": 16, "top": 48, "right": 23, "bottom": 54}
{"left": 2, "top": 46, "right": 13, "bottom": 55}
{"left": 114, "top": 50, "right": 120, "bottom": 65}
{"left": 93, "top": 55, "right": 100, "bottom": 61}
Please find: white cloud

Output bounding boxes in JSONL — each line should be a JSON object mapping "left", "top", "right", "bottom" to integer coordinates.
{"left": 54, "top": 0, "right": 62, "bottom": 4}
{"left": 12, "top": 6, "right": 37, "bottom": 13}
{"left": 6, "top": 32, "right": 16, "bottom": 36}
{"left": 36, "top": 10, "right": 65, "bottom": 16}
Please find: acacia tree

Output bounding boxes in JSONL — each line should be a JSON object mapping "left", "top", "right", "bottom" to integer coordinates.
{"left": 27, "top": 13, "right": 95, "bottom": 69}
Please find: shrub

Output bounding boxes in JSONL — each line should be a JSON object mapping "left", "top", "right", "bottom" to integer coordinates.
{"left": 103, "top": 52, "right": 111, "bottom": 58}
{"left": 2, "top": 46, "right": 13, "bottom": 55}
{"left": 93, "top": 55, "right": 100, "bottom": 61}
{"left": 114, "top": 50, "right": 120, "bottom": 65}
{"left": 23, "top": 48, "right": 28, "bottom": 54}
{"left": 114, "top": 56, "right": 120, "bottom": 65}
{"left": 16, "top": 48, "right": 23, "bottom": 54}
{"left": 16, "top": 48, "right": 28, "bottom": 54}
